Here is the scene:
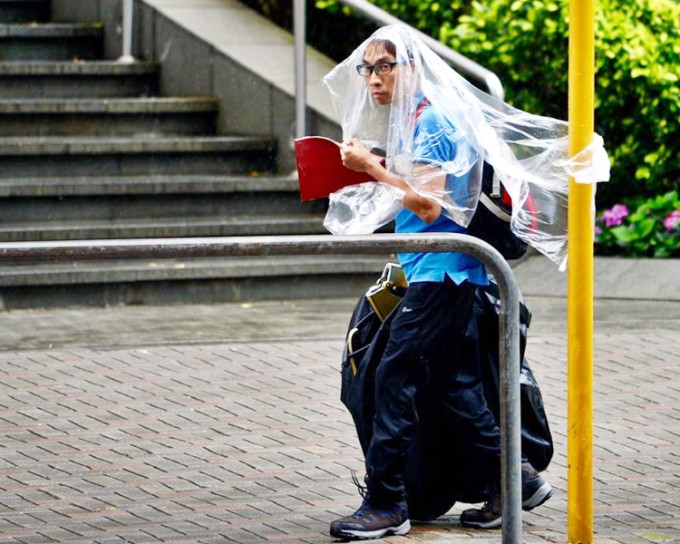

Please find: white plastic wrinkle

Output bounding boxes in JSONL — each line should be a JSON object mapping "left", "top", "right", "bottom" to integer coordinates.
{"left": 324, "top": 182, "right": 405, "bottom": 235}
{"left": 557, "top": 133, "right": 612, "bottom": 184}
{"left": 321, "top": 24, "right": 611, "bottom": 267}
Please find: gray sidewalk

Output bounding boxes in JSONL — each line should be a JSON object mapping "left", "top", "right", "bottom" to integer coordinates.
{"left": 1, "top": 256, "right": 679, "bottom": 543}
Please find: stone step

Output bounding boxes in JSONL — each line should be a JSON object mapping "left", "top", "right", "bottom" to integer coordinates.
{"left": 0, "top": 22, "right": 103, "bottom": 61}
{"left": 0, "top": 173, "right": 301, "bottom": 197}
{"left": 0, "top": 7, "right": 370, "bottom": 310}
{"left": 0, "top": 136, "right": 277, "bottom": 177}
{"left": 0, "top": 254, "right": 389, "bottom": 309}
{"left": 0, "top": 214, "right": 327, "bottom": 241}
{"left": 0, "top": 0, "right": 50, "bottom": 23}
{"left": 0, "top": 175, "right": 320, "bottom": 223}
{"left": 0, "top": 61, "right": 159, "bottom": 98}
{"left": 0, "top": 97, "right": 220, "bottom": 136}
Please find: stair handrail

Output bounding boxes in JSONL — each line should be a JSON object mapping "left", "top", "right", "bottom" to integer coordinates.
{"left": 293, "top": 0, "right": 504, "bottom": 137}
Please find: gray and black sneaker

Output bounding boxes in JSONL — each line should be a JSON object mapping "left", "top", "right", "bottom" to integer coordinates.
{"left": 330, "top": 497, "right": 411, "bottom": 541}
{"left": 460, "top": 463, "right": 553, "bottom": 529}
{"left": 520, "top": 463, "right": 553, "bottom": 511}
{"left": 460, "top": 494, "right": 503, "bottom": 529}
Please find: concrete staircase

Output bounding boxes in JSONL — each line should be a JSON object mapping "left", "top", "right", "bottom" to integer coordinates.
{"left": 0, "top": 0, "right": 386, "bottom": 309}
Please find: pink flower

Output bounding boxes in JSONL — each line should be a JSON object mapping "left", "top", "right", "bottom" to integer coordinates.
{"left": 663, "top": 210, "right": 680, "bottom": 232}
{"left": 601, "top": 204, "right": 629, "bottom": 227}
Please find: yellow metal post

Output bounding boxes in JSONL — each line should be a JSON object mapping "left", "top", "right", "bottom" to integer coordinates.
{"left": 568, "top": 0, "right": 595, "bottom": 540}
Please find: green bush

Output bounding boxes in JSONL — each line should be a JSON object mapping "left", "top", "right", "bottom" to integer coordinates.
{"left": 595, "top": 191, "right": 680, "bottom": 257}
{"left": 591, "top": 0, "right": 680, "bottom": 205}
{"left": 439, "top": 0, "right": 569, "bottom": 118}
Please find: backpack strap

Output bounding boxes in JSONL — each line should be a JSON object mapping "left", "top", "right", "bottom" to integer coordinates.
{"left": 414, "top": 97, "right": 431, "bottom": 121}
{"left": 479, "top": 192, "right": 512, "bottom": 222}
{"left": 491, "top": 172, "right": 502, "bottom": 198}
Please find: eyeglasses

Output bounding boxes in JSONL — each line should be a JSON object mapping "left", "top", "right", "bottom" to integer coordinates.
{"left": 356, "top": 62, "right": 398, "bottom": 77}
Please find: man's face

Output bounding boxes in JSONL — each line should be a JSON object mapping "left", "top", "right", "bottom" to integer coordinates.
{"left": 361, "top": 44, "right": 397, "bottom": 106}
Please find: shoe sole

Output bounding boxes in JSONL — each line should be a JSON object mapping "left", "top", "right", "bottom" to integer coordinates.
{"left": 523, "top": 482, "right": 554, "bottom": 511}
{"left": 331, "top": 519, "right": 411, "bottom": 540}
{"left": 460, "top": 516, "right": 502, "bottom": 530}
{"left": 461, "top": 483, "right": 554, "bottom": 530}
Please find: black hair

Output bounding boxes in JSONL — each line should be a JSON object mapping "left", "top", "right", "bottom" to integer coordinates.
{"left": 366, "top": 38, "right": 413, "bottom": 61}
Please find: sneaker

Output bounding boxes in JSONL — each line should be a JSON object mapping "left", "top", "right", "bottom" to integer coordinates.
{"left": 520, "top": 463, "right": 553, "bottom": 511}
{"left": 330, "top": 497, "right": 411, "bottom": 541}
{"left": 460, "top": 494, "right": 502, "bottom": 529}
{"left": 460, "top": 463, "right": 553, "bottom": 530}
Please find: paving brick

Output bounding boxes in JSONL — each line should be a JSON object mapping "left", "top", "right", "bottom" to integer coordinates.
{"left": 0, "top": 307, "right": 679, "bottom": 544}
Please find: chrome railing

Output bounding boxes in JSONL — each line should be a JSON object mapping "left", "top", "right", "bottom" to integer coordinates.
{"left": 0, "top": 233, "right": 523, "bottom": 544}
{"left": 293, "top": 0, "right": 504, "bottom": 137}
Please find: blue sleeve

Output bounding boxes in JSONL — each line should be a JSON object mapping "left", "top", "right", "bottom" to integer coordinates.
{"left": 413, "top": 107, "right": 458, "bottom": 165}
{"left": 413, "top": 105, "right": 476, "bottom": 208}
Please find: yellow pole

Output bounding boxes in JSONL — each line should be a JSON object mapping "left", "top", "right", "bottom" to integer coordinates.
{"left": 568, "top": 0, "right": 595, "bottom": 540}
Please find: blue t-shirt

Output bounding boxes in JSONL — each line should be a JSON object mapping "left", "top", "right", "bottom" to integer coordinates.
{"left": 396, "top": 101, "right": 488, "bottom": 286}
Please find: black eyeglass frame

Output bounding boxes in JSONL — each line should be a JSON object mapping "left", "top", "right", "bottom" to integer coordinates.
{"left": 356, "top": 62, "right": 399, "bottom": 77}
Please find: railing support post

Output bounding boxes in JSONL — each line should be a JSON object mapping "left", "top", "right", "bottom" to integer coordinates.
{"left": 293, "top": 0, "right": 307, "bottom": 139}
{"left": 119, "top": 0, "right": 135, "bottom": 64}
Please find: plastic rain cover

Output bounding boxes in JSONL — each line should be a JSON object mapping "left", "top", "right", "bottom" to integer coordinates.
{"left": 321, "top": 24, "right": 610, "bottom": 268}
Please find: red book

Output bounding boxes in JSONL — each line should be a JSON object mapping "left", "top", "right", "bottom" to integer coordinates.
{"left": 294, "top": 136, "right": 376, "bottom": 201}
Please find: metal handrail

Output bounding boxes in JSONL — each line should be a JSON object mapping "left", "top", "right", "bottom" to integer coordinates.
{"left": 0, "top": 233, "right": 523, "bottom": 543}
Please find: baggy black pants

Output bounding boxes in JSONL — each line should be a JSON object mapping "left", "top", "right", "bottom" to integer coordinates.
{"left": 365, "top": 278, "right": 502, "bottom": 505}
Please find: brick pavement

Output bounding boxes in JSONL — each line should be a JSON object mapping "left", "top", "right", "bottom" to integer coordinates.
{"left": 1, "top": 324, "right": 679, "bottom": 543}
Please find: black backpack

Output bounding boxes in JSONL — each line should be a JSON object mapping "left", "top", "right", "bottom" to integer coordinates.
{"left": 466, "top": 161, "right": 530, "bottom": 260}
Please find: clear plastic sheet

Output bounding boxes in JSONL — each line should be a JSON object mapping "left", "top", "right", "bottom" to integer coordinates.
{"left": 324, "top": 182, "right": 405, "bottom": 235}
{"left": 321, "top": 24, "right": 610, "bottom": 267}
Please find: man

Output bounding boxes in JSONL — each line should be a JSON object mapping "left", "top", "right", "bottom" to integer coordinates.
{"left": 324, "top": 26, "right": 553, "bottom": 540}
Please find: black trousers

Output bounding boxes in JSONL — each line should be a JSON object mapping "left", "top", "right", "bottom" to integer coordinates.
{"left": 365, "top": 279, "right": 502, "bottom": 505}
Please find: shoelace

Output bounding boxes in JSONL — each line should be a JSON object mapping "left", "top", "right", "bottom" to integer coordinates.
{"left": 349, "top": 471, "right": 405, "bottom": 521}
{"left": 351, "top": 470, "right": 369, "bottom": 499}
{"left": 481, "top": 495, "right": 502, "bottom": 513}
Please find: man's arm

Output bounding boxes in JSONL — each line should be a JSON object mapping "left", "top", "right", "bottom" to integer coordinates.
{"left": 340, "top": 139, "right": 443, "bottom": 223}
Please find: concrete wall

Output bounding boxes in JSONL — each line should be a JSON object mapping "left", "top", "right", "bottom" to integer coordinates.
{"left": 50, "top": 0, "right": 342, "bottom": 174}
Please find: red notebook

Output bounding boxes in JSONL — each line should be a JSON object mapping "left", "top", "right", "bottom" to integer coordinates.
{"left": 294, "top": 136, "right": 376, "bottom": 201}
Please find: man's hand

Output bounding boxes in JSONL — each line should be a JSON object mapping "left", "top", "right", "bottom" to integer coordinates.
{"left": 340, "top": 138, "right": 443, "bottom": 224}
{"left": 340, "top": 139, "right": 380, "bottom": 173}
